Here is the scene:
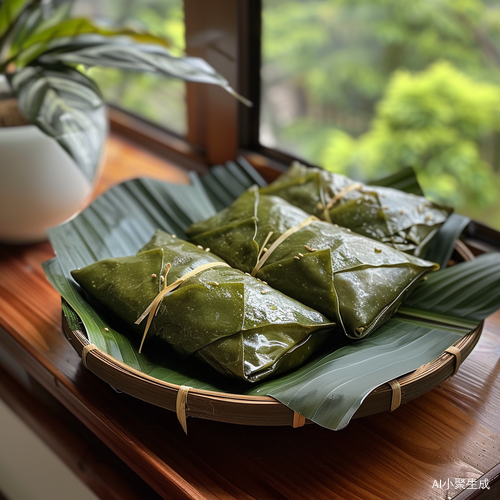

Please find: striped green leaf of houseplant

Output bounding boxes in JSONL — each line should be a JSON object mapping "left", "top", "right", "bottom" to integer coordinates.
{"left": 0, "top": 0, "right": 248, "bottom": 181}
{"left": 0, "top": 0, "right": 32, "bottom": 40}
{"left": 43, "top": 173, "right": 500, "bottom": 430}
{"left": 8, "top": 64, "right": 107, "bottom": 180}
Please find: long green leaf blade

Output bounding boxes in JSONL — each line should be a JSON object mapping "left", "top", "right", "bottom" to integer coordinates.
{"left": 14, "top": 17, "right": 172, "bottom": 66}
{"left": 8, "top": 2, "right": 43, "bottom": 55}
{"left": 10, "top": 1, "right": 73, "bottom": 54}
{"left": 35, "top": 38, "right": 251, "bottom": 105}
{"left": 402, "top": 252, "right": 500, "bottom": 321}
{"left": 369, "top": 166, "right": 424, "bottom": 195}
{"left": 248, "top": 319, "right": 464, "bottom": 430}
{"left": 423, "top": 213, "right": 471, "bottom": 268}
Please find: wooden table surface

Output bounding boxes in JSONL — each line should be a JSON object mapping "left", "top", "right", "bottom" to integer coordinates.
{"left": 0, "top": 134, "right": 499, "bottom": 500}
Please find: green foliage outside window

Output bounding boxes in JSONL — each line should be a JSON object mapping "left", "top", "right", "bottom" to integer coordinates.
{"left": 262, "top": 0, "right": 500, "bottom": 228}
{"left": 320, "top": 61, "right": 500, "bottom": 211}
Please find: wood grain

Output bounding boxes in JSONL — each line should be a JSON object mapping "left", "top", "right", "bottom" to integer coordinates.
{"left": 0, "top": 134, "right": 499, "bottom": 499}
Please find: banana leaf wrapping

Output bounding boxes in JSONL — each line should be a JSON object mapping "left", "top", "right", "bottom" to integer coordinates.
{"left": 71, "top": 231, "right": 334, "bottom": 383}
{"left": 259, "top": 162, "right": 453, "bottom": 257}
{"left": 186, "top": 187, "right": 438, "bottom": 338}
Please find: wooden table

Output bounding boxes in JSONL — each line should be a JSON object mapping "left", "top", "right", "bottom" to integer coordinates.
{"left": 1, "top": 134, "right": 499, "bottom": 500}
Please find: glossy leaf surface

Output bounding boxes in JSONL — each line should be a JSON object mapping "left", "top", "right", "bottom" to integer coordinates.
{"left": 260, "top": 162, "right": 453, "bottom": 256}
{"left": 187, "top": 187, "right": 438, "bottom": 338}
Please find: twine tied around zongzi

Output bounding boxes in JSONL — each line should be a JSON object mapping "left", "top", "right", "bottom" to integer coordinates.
{"left": 135, "top": 261, "right": 230, "bottom": 352}
{"left": 251, "top": 216, "right": 318, "bottom": 276}
{"left": 321, "top": 182, "right": 363, "bottom": 223}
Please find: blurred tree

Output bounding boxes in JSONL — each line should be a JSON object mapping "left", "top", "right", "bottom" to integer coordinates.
{"left": 263, "top": 0, "right": 500, "bottom": 140}
{"left": 320, "top": 61, "right": 500, "bottom": 210}
{"left": 262, "top": 0, "right": 500, "bottom": 225}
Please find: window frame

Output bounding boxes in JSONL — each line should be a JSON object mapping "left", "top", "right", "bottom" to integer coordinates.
{"left": 107, "top": 0, "right": 305, "bottom": 177}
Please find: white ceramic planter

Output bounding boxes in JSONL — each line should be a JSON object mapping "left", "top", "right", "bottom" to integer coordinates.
{"left": 0, "top": 77, "right": 103, "bottom": 244}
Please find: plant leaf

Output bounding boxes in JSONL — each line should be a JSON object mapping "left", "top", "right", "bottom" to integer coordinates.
{"left": 248, "top": 318, "right": 465, "bottom": 430}
{"left": 43, "top": 176, "right": 500, "bottom": 431}
{"left": 8, "top": 64, "right": 107, "bottom": 180}
{"left": 369, "top": 166, "right": 424, "bottom": 195}
{"left": 401, "top": 252, "right": 500, "bottom": 322}
{"left": 14, "top": 17, "right": 172, "bottom": 66}
{"left": 35, "top": 37, "right": 251, "bottom": 105}
{"left": 7, "top": 2, "right": 43, "bottom": 55}
{"left": 0, "top": 0, "right": 32, "bottom": 40}
{"left": 423, "top": 213, "right": 471, "bottom": 268}
{"left": 9, "top": 0, "right": 73, "bottom": 55}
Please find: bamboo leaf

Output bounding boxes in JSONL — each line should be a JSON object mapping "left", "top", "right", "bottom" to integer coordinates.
{"left": 43, "top": 176, "right": 500, "bottom": 431}
{"left": 8, "top": 64, "right": 106, "bottom": 180}
{"left": 422, "top": 213, "right": 471, "bottom": 268}
{"left": 402, "top": 252, "right": 500, "bottom": 322}
{"left": 248, "top": 319, "right": 464, "bottom": 430}
{"left": 369, "top": 166, "right": 424, "bottom": 195}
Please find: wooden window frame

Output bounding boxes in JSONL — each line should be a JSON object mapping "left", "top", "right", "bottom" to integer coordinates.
{"left": 108, "top": 0, "right": 300, "bottom": 177}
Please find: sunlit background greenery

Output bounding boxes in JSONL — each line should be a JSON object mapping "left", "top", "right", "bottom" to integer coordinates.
{"left": 261, "top": 0, "right": 500, "bottom": 229}
{"left": 77, "top": 0, "right": 500, "bottom": 230}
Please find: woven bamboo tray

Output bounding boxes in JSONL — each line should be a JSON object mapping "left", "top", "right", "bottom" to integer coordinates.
{"left": 60, "top": 240, "right": 482, "bottom": 429}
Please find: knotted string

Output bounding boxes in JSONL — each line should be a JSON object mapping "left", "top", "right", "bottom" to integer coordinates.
{"left": 135, "top": 261, "right": 230, "bottom": 352}
{"left": 322, "top": 182, "right": 363, "bottom": 222}
{"left": 251, "top": 216, "right": 318, "bottom": 276}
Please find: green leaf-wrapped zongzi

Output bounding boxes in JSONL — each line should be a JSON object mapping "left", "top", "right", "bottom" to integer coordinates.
{"left": 260, "top": 162, "right": 452, "bottom": 256}
{"left": 71, "top": 231, "right": 334, "bottom": 382}
{"left": 186, "top": 187, "right": 438, "bottom": 338}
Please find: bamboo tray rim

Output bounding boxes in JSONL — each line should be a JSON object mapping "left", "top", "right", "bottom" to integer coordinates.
{"left": 61, "top": 304, "right": 483, "bottom": 429}
{"left": 61, "top": 239, "right": 482, "bottom": 428}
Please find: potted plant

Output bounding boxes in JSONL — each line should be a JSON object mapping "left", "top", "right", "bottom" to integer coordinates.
{"left": 0, "top": 0, "right": 248, "bottom": 243}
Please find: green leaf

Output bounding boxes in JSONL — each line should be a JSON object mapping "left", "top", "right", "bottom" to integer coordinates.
{"left": 26, "top": 1, "right": 74, "bottom": 34}
{"left": 9, "top": 1, "right": 73, "bottom": 55}
{"left": 369, "top": 166, "right": 424, "bottom": 195}
{"left": 35, "top": 37, "right": 251, "bottom": 105}
{"left": 0, "top": 0, "right": 32, "bottom": 40}
{"left": 8, "top": 64, "right": 106, "bottom": 180}
{"left": 402, "top": 252, "right": 500, "bottom": 322}
{"left": 423, "top": 213, "right": 471, "bottom": 268}
{"left": 249, "top": 319, "right": 464, "bottom": 430}
{"left": 43, "top": 176, "right": 500, "bottom": 430}
{"left": 14, "top": 17, "right": 172, "bottom": 66}
{"left": 8, "top": 4, "right": 44, "bottom": 55}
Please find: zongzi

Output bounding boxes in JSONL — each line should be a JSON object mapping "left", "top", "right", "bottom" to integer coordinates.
{"left": 186, "top": 187, "right": 438, "bottom": 338}
{"left": 259, "top": 162, "right": 452, "bottom": 256}
{"left": 71, "top": 231, "right": 334, "bottom": 382}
